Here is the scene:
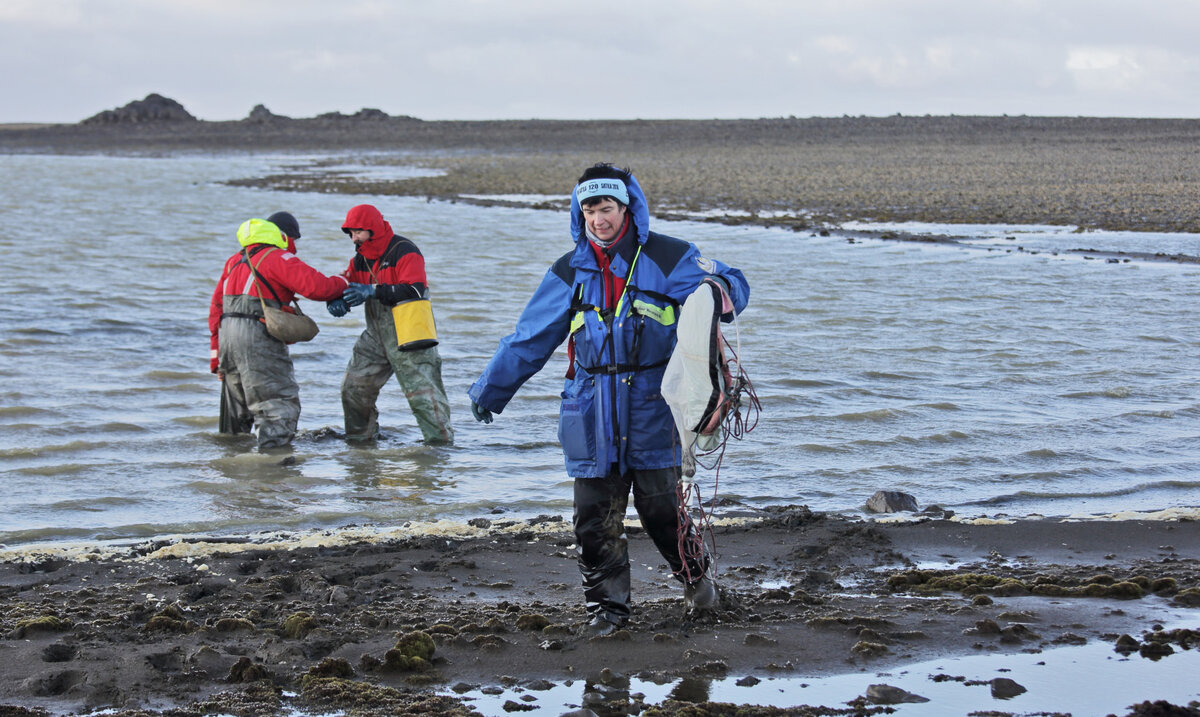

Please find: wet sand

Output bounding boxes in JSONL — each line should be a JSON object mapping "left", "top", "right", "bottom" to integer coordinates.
{"left": 2, "top": 117, "right": 1199, "bottom": 715}
{"left": 1, "top": 508, "right": 1198, "bottom": 716}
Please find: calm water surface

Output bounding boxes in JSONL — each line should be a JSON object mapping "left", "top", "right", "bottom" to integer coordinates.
{"left": 1, "top": 153, "right": 1198, "bottom": 547}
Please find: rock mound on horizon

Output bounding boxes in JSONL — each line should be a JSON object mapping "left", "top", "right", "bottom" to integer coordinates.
{"left": 245, "top": 104, "right": 290, "bottom": 123}
{"left": 81, "top": 93, "right": 196, "bottom": 125}
{"left": 316, "top": 107, "right": 391, "bottom": 121}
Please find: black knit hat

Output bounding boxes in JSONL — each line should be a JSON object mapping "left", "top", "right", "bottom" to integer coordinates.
{"left": 267, "top": 211, "right": 301, "bottom": 239}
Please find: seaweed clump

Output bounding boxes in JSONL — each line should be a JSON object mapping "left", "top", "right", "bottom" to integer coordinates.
{"left": 9, "top": 615, "right": 71, "bottom": 639}
{"left": 885, "top": 570, "right": 1188, "bottom": 600}
{"left": 379, "top": 631, "right": 436, "bottom": 673}
{"left": 281, "top": 611, "right": 317, "bottom": 638}
{"left": 143, "top": 604, "right": 194, "bottom": 634}
{"left": 298, "top": 676, "right": 477, "bottom": 716}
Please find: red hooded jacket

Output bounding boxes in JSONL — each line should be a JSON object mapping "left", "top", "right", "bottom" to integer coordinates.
{"left": 340, "top": 204, "right": 428, "bottom": 302}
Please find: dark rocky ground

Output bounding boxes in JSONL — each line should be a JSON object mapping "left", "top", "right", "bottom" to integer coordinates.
{"left": 1, "top": 509, "right": 1198, "bottom": 716}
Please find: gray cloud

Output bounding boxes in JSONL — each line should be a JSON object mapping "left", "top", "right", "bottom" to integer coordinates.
{"left": 1, "top": 0, "right": 1198, "bottom": 122}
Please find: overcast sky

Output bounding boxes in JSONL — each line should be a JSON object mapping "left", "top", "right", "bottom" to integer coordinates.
{"left": 3, "top": 0, "right": 1199, "bottom": 123}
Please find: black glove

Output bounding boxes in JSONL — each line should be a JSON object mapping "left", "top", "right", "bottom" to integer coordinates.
{"left": 343, "top": 283, "right": 375, "bottom": 307}
{"left": 471, "top": 401, "right": 493, "bottom": 424}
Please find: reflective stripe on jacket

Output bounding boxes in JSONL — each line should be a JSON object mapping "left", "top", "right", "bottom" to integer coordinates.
{"left": 469, "top": 174, "right": 749, "bottom": 477}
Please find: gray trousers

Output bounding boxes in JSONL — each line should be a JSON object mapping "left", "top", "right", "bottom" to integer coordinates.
{"left": 341, "top": 300, "right": 453, "bottom": 444}
{"left": 218, "top": 295, "right": 300, "bottom": 450}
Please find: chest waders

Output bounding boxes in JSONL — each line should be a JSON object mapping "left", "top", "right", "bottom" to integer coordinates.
{"left": 216, "top": 249, "right": 301, "bottom": 450}
{"left": 341, "top": 255, "right": 453, "bottom": 444}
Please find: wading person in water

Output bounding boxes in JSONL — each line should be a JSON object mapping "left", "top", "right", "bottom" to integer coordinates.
{"left": 209, "top": 212, "right": 348, "bottom": 450}
{"left": 329, "top": 204, "right": 453, "bottom": 445}
{"left": 468, "top": 163, "right": 750, "bottom": 635}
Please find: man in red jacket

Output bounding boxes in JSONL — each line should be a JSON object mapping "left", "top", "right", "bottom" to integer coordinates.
{"left": 330, "top": 204, "right": 453, "bottom": 444}
{"left": 209, "top": 212, "right": 348, "bottom": 449}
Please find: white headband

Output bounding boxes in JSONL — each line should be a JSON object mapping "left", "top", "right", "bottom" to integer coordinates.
{"left": 575, "top": 178, "right": 629, "bottom": 206}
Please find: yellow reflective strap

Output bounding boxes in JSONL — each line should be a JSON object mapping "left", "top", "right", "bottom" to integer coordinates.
{"left": 570, "top": 311, "right": 586, "bottom": 334}
{"left": 631, "top": 299, "right": 676, "bottom": 326}
{"left": 613, "top": 245, "right": 644, "bottom": 319}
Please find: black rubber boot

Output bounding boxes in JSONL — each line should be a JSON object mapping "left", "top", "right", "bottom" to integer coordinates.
{"left": 574, "top": 475, "right": 634, "bottom": 622}
{"left": 685, "top": 574, "right": 720, "bottom": 611}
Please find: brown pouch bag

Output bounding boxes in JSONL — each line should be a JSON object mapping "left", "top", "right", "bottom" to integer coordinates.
{"left": 261, "top": 301, "right": 319, "bottom": 343}
{"left": 246, "top": 248, "right": 320, "bottom": 343}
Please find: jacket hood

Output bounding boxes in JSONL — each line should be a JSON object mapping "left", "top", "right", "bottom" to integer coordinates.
{"left": 570, "top": 172, "right": 650, "bottom": 246}
{"left": 342, "top": 204, "right": 395, "bottom": 259}
{"left": 237, "top": 218, "right": 289, "bottom": 250}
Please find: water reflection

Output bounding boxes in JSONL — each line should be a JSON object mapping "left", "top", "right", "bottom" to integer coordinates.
{"left": 456, "top": 631, "right": 1200, "bottom": 715}
{"left": 666, "top": 676, "right": 712, "bottom": 703}
{"left": 580, "top": 670, "right": 634, "bottom": 716}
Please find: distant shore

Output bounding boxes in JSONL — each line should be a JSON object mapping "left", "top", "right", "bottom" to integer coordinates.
{"left": 4, "top": 115, "right": 1200, "bottom": 235}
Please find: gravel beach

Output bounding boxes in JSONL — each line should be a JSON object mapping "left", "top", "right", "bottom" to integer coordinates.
{"left": 2, "top": 115, "right": 1198, "bottom": 716}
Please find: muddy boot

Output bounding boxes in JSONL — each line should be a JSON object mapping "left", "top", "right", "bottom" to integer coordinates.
{"left": 579, "top": 613, "right": 625, "bottom": 637}
{"left": 685, "top": 575, "right": 719, "bottom": 611}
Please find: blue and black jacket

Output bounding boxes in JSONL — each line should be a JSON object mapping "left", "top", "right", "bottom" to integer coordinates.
{"left": 469, "top": 173, "right": 749, "bottom": 477}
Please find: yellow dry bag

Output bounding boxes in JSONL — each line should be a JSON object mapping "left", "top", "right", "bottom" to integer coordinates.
{"left": 392, "top": 297, "right": 438, "bottom": 351}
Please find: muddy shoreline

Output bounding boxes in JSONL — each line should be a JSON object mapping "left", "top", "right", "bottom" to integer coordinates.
{"left": 2, "top": 508, "right": 1198, "bottom": 716}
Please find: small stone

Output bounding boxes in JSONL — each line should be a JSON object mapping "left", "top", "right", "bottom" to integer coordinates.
{"left": 865, "top": 490, "right": 919, "bottom": 513}
{"left": 1140, "top": 642, "right": 1174, "bottom": 660}
{"left": 851, "top": 641, "right": 889, "bottom": 657}
{"left": 501, "top": 698, "right": 536, "bottom": 712}
{"left": 1115, "top": 634, "right": 1140, "bottom": 652}
{"left": 866, "top": 683, "right": 929, "bottom": 704}
{"left": 226, "top": 656, "right": 272, "bottom": 683}
{"left": 990, "top": 677, "right": 1028, "bottom": 699}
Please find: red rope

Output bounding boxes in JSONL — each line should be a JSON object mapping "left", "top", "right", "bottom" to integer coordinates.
{"left": 674, "top": 330, "right": 762, "bottom": 583}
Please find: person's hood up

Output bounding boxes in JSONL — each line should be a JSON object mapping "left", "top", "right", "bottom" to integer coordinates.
{"left": 342, "top": 204, "right": 395, "bottom": 260}
{"left": 570, "top": 172, "right": 650, "bottom": 246}
{"left": 237, "top": 218, "right": 289, "bottom": 250}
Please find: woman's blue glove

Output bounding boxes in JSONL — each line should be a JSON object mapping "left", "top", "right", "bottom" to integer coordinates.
{"left": 343, "top": 283, "right": 375, "bottom": 307}
{"left": 471, "top": 401, "right": 493, "bottom": 424}
{"left": 327, "top": 299, "right": 349, "bottom": 317}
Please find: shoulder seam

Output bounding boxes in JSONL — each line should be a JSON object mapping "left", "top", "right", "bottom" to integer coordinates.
{"left": 550, "top": 249, "right": 576, "bottom": 285}
{"left": 641, "top": 232, "right": 691, "bottom": 275}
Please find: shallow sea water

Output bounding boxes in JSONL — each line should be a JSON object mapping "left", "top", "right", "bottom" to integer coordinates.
{"left": 1, "top": 153, "right": 1199, "bottom": 548}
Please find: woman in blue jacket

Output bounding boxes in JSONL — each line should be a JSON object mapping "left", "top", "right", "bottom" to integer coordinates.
{"left": 469, "top": 163, "right": 749, "bottom": 636}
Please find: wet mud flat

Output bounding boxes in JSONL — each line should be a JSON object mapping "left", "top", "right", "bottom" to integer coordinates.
{"left": 1, "top": 508, "right": 1198, "bottom": 716}
{"left": 7, "top": 115, "right": 1200, "bottom": 240}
